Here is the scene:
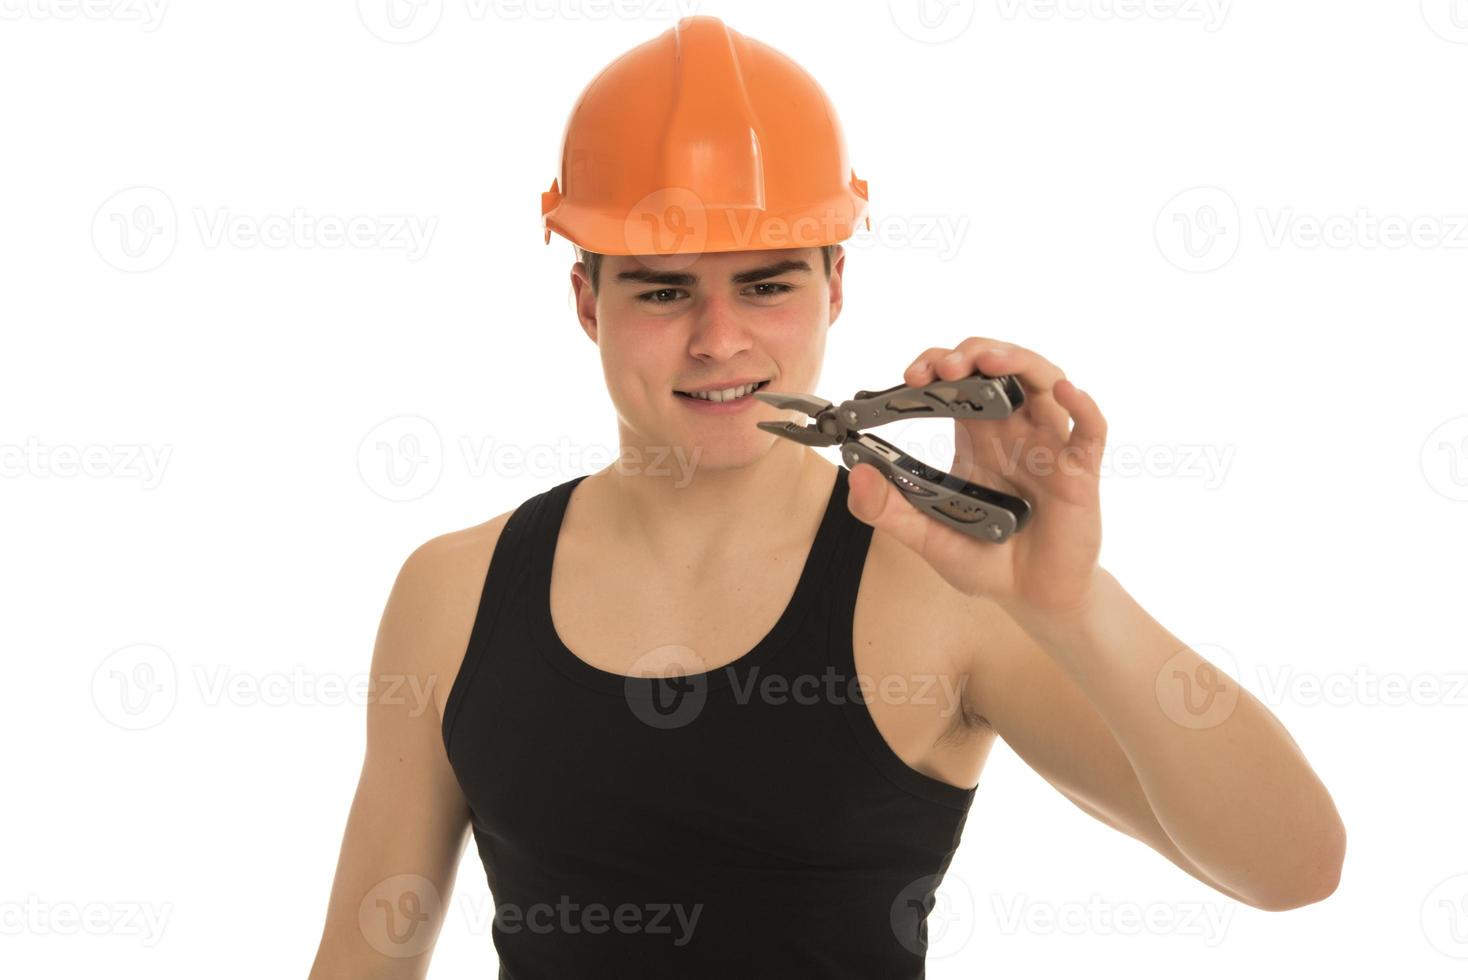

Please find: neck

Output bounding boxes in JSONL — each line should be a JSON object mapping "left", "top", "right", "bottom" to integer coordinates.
{"left": 581, "top": 439, "right": 837, "bottom": 569}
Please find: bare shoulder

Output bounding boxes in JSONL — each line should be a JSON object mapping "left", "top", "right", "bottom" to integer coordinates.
{"left": 309, "top": 509, "right": 519, "bottom": 973}
{"left": 379, "top": 508, "right": 519, "bottom": 724}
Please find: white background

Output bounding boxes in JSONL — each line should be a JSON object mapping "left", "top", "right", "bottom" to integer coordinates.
{"left": 3, "top": 0, "right": 1466, "bottom": 976}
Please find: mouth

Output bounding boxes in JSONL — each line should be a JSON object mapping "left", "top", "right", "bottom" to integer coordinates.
{"left": 673, "top": 379, "right": 771, "bottom": 404}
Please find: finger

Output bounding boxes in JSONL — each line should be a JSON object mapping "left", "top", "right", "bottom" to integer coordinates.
{"left": 911, "top": 342, "right": 1069, "bottom": 433}
{"left": 959, "top": 344, "right": 1063, "bottom": 391}
{"left": 904, "top": 347, "right": 961, "bottom": 385}
{"left": 1055, "top": 380, "right": 1107, "bottom": 475}
{"left": 905, "top": 338, "right": 1018, "bottom": 384}
{"left": 968, "top": 347, "right": 1071, "bottom": 436}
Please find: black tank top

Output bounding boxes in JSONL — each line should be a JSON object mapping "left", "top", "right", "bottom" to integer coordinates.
{"left": 441, "top": 466, "right": 977, "bottom": 979}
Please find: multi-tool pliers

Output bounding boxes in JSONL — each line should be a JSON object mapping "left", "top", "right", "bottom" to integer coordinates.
{"left": 753, "top": 371, "right": 1033, "bottom": 543}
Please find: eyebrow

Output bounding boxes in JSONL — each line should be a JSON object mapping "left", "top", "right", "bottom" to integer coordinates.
{"left": 614, "top": 258, "right": 813, "bottom": 288}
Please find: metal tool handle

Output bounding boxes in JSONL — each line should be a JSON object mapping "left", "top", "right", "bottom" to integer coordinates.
{"left": 841, "top": 431, "right": 1031, "bottom": 543}
{"left": 841, "top": 371, "right": 1024, "bottom": 431}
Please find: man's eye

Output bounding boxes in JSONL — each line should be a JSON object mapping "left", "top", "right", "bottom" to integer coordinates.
{"left": 637, "top": 288, "right": 688, "bottom": 304}
{"left": 636, "top": 283, "right": 792, "bottom": 303}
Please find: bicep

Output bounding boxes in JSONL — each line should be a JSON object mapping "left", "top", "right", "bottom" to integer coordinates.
{"left": 310, "top": 540, "right": 479, "bottom": 978}
{"left": 964, "top": 597, "right": 1252, "bottom": 904}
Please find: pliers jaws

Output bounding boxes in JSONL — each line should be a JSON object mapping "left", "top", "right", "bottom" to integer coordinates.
{"left": 754, "top": 372, "right": 1033, "bottom": 543}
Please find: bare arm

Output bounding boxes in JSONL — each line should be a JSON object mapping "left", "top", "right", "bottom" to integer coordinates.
{"left": 964, "top": 576, "right": 1345, "bottom": 911}
{"left": 309, "top": 525, "right": 501, "bottom": 978}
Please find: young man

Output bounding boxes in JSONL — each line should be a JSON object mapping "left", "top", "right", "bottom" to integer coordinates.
{"left": 309, "top": 16, "right": 1344, "bottom": 979}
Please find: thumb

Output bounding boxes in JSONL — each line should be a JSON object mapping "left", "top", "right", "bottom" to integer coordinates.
{"left": 846, "top": 461, "right": 889, "bottom": 526}
{"left": 846, "top": 461, "right": 945, "bottom": 560}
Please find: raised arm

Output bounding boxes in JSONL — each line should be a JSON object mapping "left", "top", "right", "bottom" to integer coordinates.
{"left": 308, "top": 522, "right": 504, "bottom": 978}
{"left": 962, "top": 584, "right": 1344, "bottom": 912}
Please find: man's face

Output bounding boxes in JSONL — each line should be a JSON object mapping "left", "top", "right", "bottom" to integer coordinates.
{"left": 572, "top": 246, "right": 845, "bottom": 472}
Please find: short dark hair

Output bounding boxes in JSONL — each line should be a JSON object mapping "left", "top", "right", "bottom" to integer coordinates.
{"left": 576, "top": 244, "right": 841, "bottom": 298}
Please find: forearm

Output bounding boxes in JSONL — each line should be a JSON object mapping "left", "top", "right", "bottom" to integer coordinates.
{"left": 1005, "top": 567, "right": 1346, "bottom": 910}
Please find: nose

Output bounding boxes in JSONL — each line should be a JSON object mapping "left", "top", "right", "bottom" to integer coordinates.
{"left": 687, "top": 295, "right": 753, "bottom": 361}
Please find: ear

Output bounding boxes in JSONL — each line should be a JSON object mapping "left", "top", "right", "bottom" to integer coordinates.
{"left": 570, "top": 260, "right": 598, "bottom": 343}
{"left": 827, "top": 245, "right": 846, "bottom": 327}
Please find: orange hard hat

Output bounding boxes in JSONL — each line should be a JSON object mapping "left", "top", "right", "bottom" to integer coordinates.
{"left": 540, "top": 15, "right": 870, "bottom": 258}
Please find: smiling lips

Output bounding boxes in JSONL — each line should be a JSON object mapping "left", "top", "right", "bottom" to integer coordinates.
{"left": 675, "top": 380, "right": 769, "bottom": 403}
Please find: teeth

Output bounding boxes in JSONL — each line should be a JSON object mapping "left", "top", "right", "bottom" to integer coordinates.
{"left": 686, "top": 381, "right": 762, "bottom": 403}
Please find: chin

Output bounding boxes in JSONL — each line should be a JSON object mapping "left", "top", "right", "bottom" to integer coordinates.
{"left": 662, "top": 437, "right": 765, "bottom": 478}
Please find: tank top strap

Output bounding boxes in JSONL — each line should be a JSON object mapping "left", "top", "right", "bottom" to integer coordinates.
{"left": 805, "top": 465, "right": 875, "bottom": 673}
{"left": 823, "top": 465, "right": 877, "bottom": 611}
{"left": 522, "top": 472, "right": 590, "bottom": 586}
{"left": 441, "top": 474, "right": 588, "bottom": 751}
{"left": 781, "top": 463, "right": 855, "bottom": 621}
{"left": 731, "top": 464, "right": 876, "bottom": 693}
{"left": 821, "top": 471, "right": 978, "bottom": 811}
